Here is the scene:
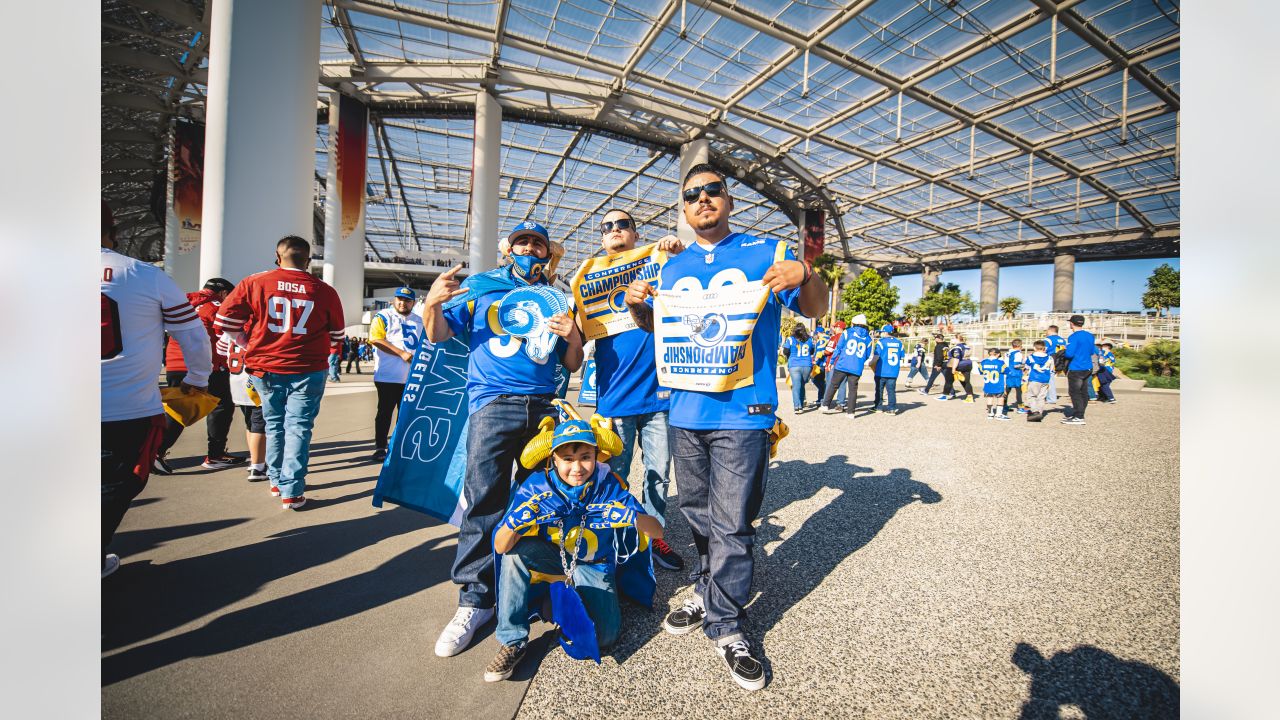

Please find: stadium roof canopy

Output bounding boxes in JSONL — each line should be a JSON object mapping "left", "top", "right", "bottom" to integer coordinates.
{"left": 102, "top": 0, "right": 1179, "bottom": 274}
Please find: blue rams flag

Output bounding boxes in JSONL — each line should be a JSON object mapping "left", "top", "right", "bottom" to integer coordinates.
{"left": 498, "top": 285, "right": 571, "bottom": 362}
{"left": 576, "top": 359, "right": 598, "bottom": 405}
{"left": 550, "top": 581, "right": 600, "bottom": 662}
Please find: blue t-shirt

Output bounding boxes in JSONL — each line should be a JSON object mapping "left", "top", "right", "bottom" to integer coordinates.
{"left": 503, "top": 462, "right": 645, "bottom": 564}
{"left": 1064, "top": 329, "right": 1097, "bottom": 371}
{"left": 656, "top": 232, "right": 804, "bottom": 431}
{"left": 594, "top": 328, "right": 668, "bottom": 418}
{"left": 1005, "top": 348, "right": 1026, "bottom": 384}
{"left": 1027, "top": 352, "right": 1053, "bottom": 383}
{"left": 443, "top": 270, "right": 568, "bottom": 414}
{"left": 783, "top": 337, "right": 815, "bottom": 369}
{"left": 1044, "top": 334, "right": 1066, "bottom": 356}
{"left": 979, "top": 357, "right": 1006, "bottom": 394}
{"left": 1099, "top": 349, "right": 1116, "bottom": 369}
{"left": 873, "top": 337, "right": 904, "bottom": 378}
{"left": 832, "top": 325, "right": 872, "bottom": 375}
{"left": 948, "top": 342, "right": 973, "bottom": 371}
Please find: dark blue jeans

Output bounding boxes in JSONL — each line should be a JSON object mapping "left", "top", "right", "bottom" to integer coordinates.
{"left": 453, "top": 394, "right": 556, "bottom": 609}
{"left": 874, "top": 376, "right": 898, "bottom": 411}
{"left": 672, "top": 426, "right": 770, "bottom": 645}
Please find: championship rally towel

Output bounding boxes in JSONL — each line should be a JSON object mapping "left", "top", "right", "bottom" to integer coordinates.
{"left": 654, "top": 280, "right": 769, "bottom": 392}
{"left": 570, "top": 244, "right": 665, "bottom": 341}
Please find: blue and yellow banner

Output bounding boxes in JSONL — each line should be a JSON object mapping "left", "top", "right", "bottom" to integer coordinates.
{"left": 654, "top": 280, "right": 769, "bottom": 393}
{"left": 570, "top": 244, "right": 665, "bottom": 341}
{"left": 576, "top": 359, "right": 598, "bottom": 406}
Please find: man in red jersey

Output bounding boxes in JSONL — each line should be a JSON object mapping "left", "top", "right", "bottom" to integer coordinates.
{"left": 154, "top": 276, "right": 245, "bottom": 474}
{"left": 214, "top": 236, "right": 345, "bottom": 510}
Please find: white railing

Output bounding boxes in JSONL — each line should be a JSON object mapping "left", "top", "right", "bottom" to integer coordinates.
{"left": 893, "top": 312, "right": 1179, "bottom": 352}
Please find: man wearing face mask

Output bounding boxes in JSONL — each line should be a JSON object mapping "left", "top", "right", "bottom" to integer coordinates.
{"left": 423, "top": 220, "right": 584, "bottom": 659}
{"left": 368, "top": 287, "right": 423, "bottom": 461}
{"left": 579, "top": 208, "right": 686, "bottom": 572}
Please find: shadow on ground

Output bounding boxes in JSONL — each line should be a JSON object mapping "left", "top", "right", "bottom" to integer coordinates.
{"left": 606, "top": 454, "right": 941, "bottom": 665}
{"left": 102, "top": 507, "right": 447, "bottom": 684}
{"left": 1012, "top": 642, "right": 1179, "bottom": 719}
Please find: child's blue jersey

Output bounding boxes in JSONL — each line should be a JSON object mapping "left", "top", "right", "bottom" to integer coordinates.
{"left": 948, "top": 342, "right": 973, "bottom": 371}
{"left": 1044, "top": 334, "right": 1066, "bottom": 355}
{"left": 1099, "top": 349, "right": 1116, "bottom": 369}
{"left": 832, "top": 325, "right": 872, "bottom": 375}
{"left": 1027, "top": 352, "right": 1053, "bottom": 383}
{"left": 655, "top": 232, "right": 804, "bottom": 431}
{"left": 874, "top": 337, "right": 904, "bottom": 378}
{"left": 979, "top": 357, "right": 1006, "bottom": 394}
{"left": 443, "top": 269, "right": 567, "bottom": 414}
{"left": 504, "top": 463, "right": 645, "bottom": 564}
{"left": 1005, "top": 348, "right": 1026, "bottom": 384}
{"left": 783, "top": 337, "right": 815, "bottom": 369}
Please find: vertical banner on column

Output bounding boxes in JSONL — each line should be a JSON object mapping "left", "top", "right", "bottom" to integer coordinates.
{"left": 373, "top": 337, "right": 471, "bottom": 526}
{"left": 173, "top": 120, "right": 204, "bottom": 255}
{"left": 802, "top": 209, "right": 825, "bottom": 265}
{"left": 337, "top": 95, "right": 368, "bottom": 240}
{"left": 576, "top": 359, "right": 598, "bottom": 406}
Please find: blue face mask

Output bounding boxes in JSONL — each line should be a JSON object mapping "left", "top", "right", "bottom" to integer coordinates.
{"left": 550, "top": 466, "right": 591, "bottom": 505}
{"left": 509, "top": 252, "right": 548, "bottom": 284}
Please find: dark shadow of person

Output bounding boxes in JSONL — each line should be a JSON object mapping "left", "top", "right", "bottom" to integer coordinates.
{"left": 1012, "top": 642, "right": 1179, "bottom": 719}
{"left": 102, "top": 507, "right": 441, "bottom": 658}
{"left": 747, "top": 455, "right": 942, "bottom": 640}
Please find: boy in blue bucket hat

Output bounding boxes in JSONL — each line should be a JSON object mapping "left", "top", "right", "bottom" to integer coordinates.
{"left": 484, "top": 417, "right": 663, "bottom": 682}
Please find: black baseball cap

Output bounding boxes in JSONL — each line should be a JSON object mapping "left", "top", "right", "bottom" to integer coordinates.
{"left": 1069, "top": 314, "right": 1086, "bottom": 326}
{"left": 204, "top": 277, "right": 235, "bottom": 293}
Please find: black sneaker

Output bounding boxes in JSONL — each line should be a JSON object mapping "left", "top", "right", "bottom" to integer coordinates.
{"left": 663, "top": 597, "right": 705, "bottom": 635}
{"left": 651, "top": 538, "right": 685, "bottom": 572}
{"left": 371, "top": 448, "right": 388, "bottom": 461}
{"left": 483, "top": 641, "right": 526, "bottom": 682}
{"left": 717, "top": 639, "right": 766, "bottom": 691}
{"left": 153, "top": 454, "right": 174, "bottom": 475}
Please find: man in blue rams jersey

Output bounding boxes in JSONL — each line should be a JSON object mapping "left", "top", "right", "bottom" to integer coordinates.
{"left": 625, "top": 163, "right": 827, "bottom": 691}
{"left": 581, "top": 207, "right": 686, "bottom": 572}
{"left": 423, "top": 220, "right": 584, "bottom": 658}
{"left": 821, "top": 313, "right": 872, "bottom": 415}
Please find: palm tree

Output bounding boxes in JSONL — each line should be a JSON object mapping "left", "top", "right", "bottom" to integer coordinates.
{"left": 812, "top": 253, "right": 846, "bottom": 327}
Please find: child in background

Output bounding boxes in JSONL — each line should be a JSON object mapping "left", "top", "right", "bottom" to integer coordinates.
{"left": 1097, "top": 342, "right": 1118, "bottom": 404}
{"left": 1004, "top": 338, "right": 1027, "bottom": 415}
{"left": 486, "top": 420, "right": 662, "bottom": 682}
{"left": 905, "top": 339, "right": 928, "bottom": 388}
{"left": 979, "top": 348, "right": 1010, "bottom": 420}
{"left": 1025, "top": 340, "right": 1054, "bottom": 422}
{"left": 869, "top": 324, "right": 904, "bottom": 414}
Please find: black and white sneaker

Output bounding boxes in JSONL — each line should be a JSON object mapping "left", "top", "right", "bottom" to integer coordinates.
{"left": 152, "top": 454, "right": 174, "bottom": 476}
{"left": 1061, "top": 417, "right": 1086, "bottom": 425}
{"left": 483, "top": 641, "right": 526, "bottom": 682}
{"left": 651, "top": 538, "right": 685, "bottom": 572}
{"left": 716, "top": 639, "right": 766, "bottom": 691}
{"left": 246, "top": 466, "right": 268, "bottom": 482}
{"left": 663, "top": 597, "right": 706, "bottom": 635}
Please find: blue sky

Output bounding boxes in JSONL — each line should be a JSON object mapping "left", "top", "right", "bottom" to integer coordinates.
{"left": 888, "top": 257, "right": 1180, "bottom": 314}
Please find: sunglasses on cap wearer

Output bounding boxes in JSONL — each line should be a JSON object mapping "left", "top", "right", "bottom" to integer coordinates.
{"left": 599, "top": 218, "right": 633, "bottom": 234}
{"left": 682, "top": 181, "right": 726, "bottom": 204}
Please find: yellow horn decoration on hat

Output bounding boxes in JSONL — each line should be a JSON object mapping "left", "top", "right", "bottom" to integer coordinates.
{"left": 768, "top": 418, "right": 789, "bottom": 459}
{"left": 518, "top": 415, "right": 558, "bottom": 469}
{"left": 589, "top": 413, "right": 623, "bottom": 461}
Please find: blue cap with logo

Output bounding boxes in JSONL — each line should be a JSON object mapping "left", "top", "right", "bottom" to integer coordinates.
{"left": 881, "top": 324, "right": 894, "bottom": 333}
{"left": 551, "top": 419, "right": 597, "bottom": 452}
{"left": 394, "top": 287, "right": 417, "bottom": 301}
{"left": 507, "top": 220, "right": 549, "bottom": 244}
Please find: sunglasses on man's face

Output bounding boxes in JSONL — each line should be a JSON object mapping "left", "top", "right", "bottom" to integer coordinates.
{"left": 682, "top": 181, "right": 725, "bottom": 204}
{"left": 599, "top": 218, "right": 633, "bottom": 234}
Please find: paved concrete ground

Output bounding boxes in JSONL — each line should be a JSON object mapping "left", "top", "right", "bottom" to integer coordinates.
{"left": 103, "top": 374, "right": 1178, "bottom": 719}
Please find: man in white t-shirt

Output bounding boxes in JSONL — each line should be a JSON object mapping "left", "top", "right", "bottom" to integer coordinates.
{"left": 368, "top": 287, "right": 424, "bottom": 461}
{"left": 100, "top": 201, "right": 211, "bottom": 578}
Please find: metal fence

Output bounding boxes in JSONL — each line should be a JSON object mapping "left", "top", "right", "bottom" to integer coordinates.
{"left": 894, "top": 313, "right": 1179, "bottom": 353}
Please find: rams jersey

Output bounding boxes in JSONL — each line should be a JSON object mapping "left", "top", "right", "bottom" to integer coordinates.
{"left": 505, "top": 463, "right": 646, "bottom": 564}
{"left": 979, "top": 357, "right": 1006, "bottom": 394}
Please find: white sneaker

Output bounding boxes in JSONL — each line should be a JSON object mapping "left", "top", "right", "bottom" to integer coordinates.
{"left": 435, "top": 606, "right": 495, "bottom": 657}
{"left": 102, "top": 554, "right": 120, "bottom": 579}
{"left": 821, "top": 406, "right": 840, "bottom": 414}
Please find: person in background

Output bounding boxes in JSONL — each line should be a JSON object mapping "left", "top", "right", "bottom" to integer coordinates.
{"left": 1096, "top": 342, "right": 1118, "bottom": 404}
{"left": 327, "top": 341, "right": 342, "bottom": 383}
{"left": 1061, "top": 314, "right": 1096, "bottom": 426}
{"left": 905, "top": 338, "right": 927, "bottom": 388}
{"left": 821, "top": 320, "right": 847, "bottom": 408}
{"left": 222, "top": 332, "right": 268, "bottom": 481}
{"left": 782, "top": 324, "right": 816, "bottom": 413}
{"left": 1004, "top": 338, "right": 1027, "bottom": 415}
{"left": 979, "top": 348, "right": 1010, "bottom": 421}
{"left": 868, "top": 324, "right": 903, "bottom": 414}
{"left": 1024, "top": 340, "right": 1053, "bottom": 422}
{"left": 344, "top": 336, "right": 363, "bottom": 374}
{"left": 939, "top": 333, "right": 974, "bottom": 402}
{"left": 821, "top": 313, "right": 871, "bottom": 416}
{"left": 810, "top": 326, "right": 829, "bottom": 403}
{"left": 1043, "top": 325, "right": 1066, "bottom": 405}
{"left": 368, "top": 287, "right": 424, "bottom": 461}
{"left": 920, "top": 332, "right": 949, "bottom": 396}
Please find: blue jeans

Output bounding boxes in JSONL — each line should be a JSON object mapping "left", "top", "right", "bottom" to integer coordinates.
{"left": 455, "top": 394, "right": 556, "bottom": 609}
{"left": 610, "top": 411, "right": 673, "bottom": 526}
{"left": 875, "top": 376, "right": 898, "bottom": 411}
{"left": 906, "top": 364, "right": 926, "bottom": 383}
{"left": 495, "top": 538, "right": 619, "bottom": 651}
{"left": 255, "top": 370, "right": 326, "bottom": 500}
{"left": 788, "top": 366, "right": 811, "bottom": 409}
{"left": 327, "top": 353, "right": 341, "bottom": 381}
{"left": 672, "top": 426, "right": 770, "bottom": 645}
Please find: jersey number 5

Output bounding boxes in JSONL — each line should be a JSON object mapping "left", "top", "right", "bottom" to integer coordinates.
{"left": 266, "top": 296, "right": 315, "bottom": 335}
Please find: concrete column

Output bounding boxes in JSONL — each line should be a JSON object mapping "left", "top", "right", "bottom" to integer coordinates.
{"left": 676, "top": 138, "right": 710, "bottom": 245}
{"left": 162, "top": 131, "right": 200, "bottom": 290}
{"left": 980, "top": 259, "right": 999, "bottom": 319}
{"left": 1053, "top": 253, "right": 1075, "bottom": 312}
{"left": 200, "top": 0, "right": 322, "bottom": 285}
{"left": 469, "top": 90, "right": 501, "bottom": 275}
{"left": 322, "top": 93, "right": 368, "bottom": 326}
{"left": 921, "top": 265, "right": 940, "bottom": 296}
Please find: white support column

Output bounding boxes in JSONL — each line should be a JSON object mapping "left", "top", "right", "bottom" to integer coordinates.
{"left": 676, "top": 137, "right": 710, "bottom": 246}
{"left": 1053, "top": 253, "right": 1075, "bottom": 313}
{"left": 921, "top": 265, "right": 940, "bottom": 296}
{"left": 470, "top": 90, "right": 502, "bottom": 275}
{"left": 200, "top": 0, "right": 322, "bottom": 285}
{"left": 980, "top": 259, "right": 999, "bottom": 319}
{"left": 322, "top": 92, "right": 368, "bottom": 326}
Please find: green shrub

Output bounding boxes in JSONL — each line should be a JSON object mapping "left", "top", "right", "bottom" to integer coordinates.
{"left": 1115, "top": 341, "right": 1179, "bottom": 378}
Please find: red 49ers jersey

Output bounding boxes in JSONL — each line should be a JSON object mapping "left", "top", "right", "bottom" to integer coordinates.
{"left": 215, "top": 268, "right": 345, "bottom": 375}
